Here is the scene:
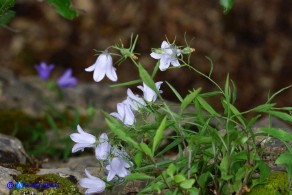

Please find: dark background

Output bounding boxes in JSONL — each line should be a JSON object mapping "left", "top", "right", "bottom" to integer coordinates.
{"left": 0, "top": 0, "right": 291, "bottom": 111}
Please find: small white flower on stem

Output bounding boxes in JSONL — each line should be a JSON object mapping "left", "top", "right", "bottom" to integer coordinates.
{"left": 137, "top": 81, "right": 163, "bottom": 102}
{"left": 95, "top": 133, "right": 111, "bottom": 160}
{"left": 150, "top": 41, "right": 181, "bottom": 71}
{"left": 70, "top": 125, "right": 96, "bottom": 153}
{"left": 85, "top": 50, "right": 118, "bottom": 82}
{"left": 106, "top": 157, "right": 131, "bottom": 181}
{"left": 79, "top": 169, "right": 106, "bottom": 194}
{"left": 110, "top": 102, "right": 135, "bottom": 126}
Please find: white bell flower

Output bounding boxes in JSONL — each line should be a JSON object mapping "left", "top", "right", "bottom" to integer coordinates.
{"left": 95, "top": 133, "right": 111, "bottom": 161}
{"left": 70, "top": 125, "right": 96, "bottom": 153}
{"left": 150, "top": 41, "right": 181, "bottom": 71}
{"left": 110, "top": 102, "right": 135, "bottom": 126}
{"left": 137, "top": 81, "right": 163, "bottom": 102}
{"left": 85, "top": 50, "right": 118, "bottom": 82}
{"left": 79, "top": 169, "right": 106, "bottom": 194}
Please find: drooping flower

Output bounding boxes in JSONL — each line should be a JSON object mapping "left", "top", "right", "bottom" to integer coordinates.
{"left": 85, "top": 50, "right": 117, "bottom": 82}
{"left": 137, "top": 81, "right": 163, "bottom": 102}
{"left": 150, "top": 41, "right": 181, "bottom": 71}
{"left": 70, "top": 125, "right": 96, "bottom": 153}
{"left": 95, "top": 133, "right": 111, "bottom": 161}
{"left": 57, "top": 68, "right": 78, "bottom": 88}
{"left": 124, "top": 88, "right": 145, "bottom": 111}
{"left": 106, "top": 157, "right": 131, "bottom": 181}
{"left": 79, "top": 169, "right": 106, "bottom": 194}
{"left": 35, "top": 61, "right": 55, "bottom": 80}
{"left": 110, "top": 102, "right": 135, "bottom": 126}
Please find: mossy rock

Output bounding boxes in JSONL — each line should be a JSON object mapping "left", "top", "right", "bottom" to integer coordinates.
{"left": 247, "top": 172, "right": 289, "bottom": 195}
{"left": 11, "top": 173, "right": 81, "bottom": 194}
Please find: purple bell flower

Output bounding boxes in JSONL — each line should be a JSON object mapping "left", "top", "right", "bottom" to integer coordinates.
{"left": 57, "top": 68, "right": 78, "bottom": 88}
{"left": 35, "top": 62, "right": 55, "bottom": 80}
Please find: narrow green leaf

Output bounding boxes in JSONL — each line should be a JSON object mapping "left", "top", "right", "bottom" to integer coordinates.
{"left": 105, "top": 118, "right": 139, "bottom": 149}
{"left": 275, "top": 152, "right": 292, "bottom": 166}
{"left": 165, "top": 81, "right": 183, "bottom": 102}
{"left": 125, "top": 172, "right": 154, "bottom": 181}
{"left": 266, "top": 85, "right": 292, "bottom": 103}
{"left": 109, "top": 79, "right": 141, "bottom": 88}
{"left": 152, "top": 116, "right": 167, "bottom": 155}
{"left": 222, "top": 100, "right": 246, "bottom": 127}
{"left": 260, "top": 127, "right": 292, "bottom": 142}
{"left": 151, "top": 61, "right": 160, "bottom": 78}
{"left": 48, "top": 0, "right": 78, "bottom": 20}
{"left": 0, "top": 10, "right": 15, "bottom": 26}
{"left": 224, "top": 74, "right": 230, "bottom": 100}
{"left": 138, "top": 63, "right": 158, "bottom": 93}
{"left": 180, "top": 88, "right": 201, "bottom": 114}
{"left": 133, "top": 152, "right": 143, "bottom": 167}
{"left": 197, "top": 96, "right": 219, "bottom": 116}
{"left": 140, "top": 142, "right": 153, "bottom": 158}
{"left": 266, "top": 110, "right": 292, "bottom": 123}
{"left": 220, "top": 0, "right": 235, "bottom": 14}
{"left": 205, "top": 56, "right": 214, "bottom": 77}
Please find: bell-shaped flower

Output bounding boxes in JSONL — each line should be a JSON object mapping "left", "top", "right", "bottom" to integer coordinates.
{"left": 106, "top": 157, "right": 131, "bottom": 181}
{"left": 35, "top": 61, "right": 55, "bottom": 80}
{"left": 124, "top": 88, "right": 146, "bottom": 111}
{"left": 137, "top": 81, "right": 163, "bottom": 102}
{"left": 150, "top": 41, "right": 181, "bottom": 71}
{"left": 95, "top": 133, "right": 111, "bottom": 160}
{"left": 110, "top": 102, "right": 135, "bottom": 126}
{"left": 70, "top": 125, "right": 96, "bottom": 153}
{"left": 85, "top": 50, "right": 117, "bottom": 82}
{"left": 79, "top": 169, "right": 106, "bottom": 194}
{"left": 57, "top": 68, "right": 78, "bottom": 88}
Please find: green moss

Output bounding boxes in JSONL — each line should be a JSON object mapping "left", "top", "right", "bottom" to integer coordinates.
{"left": 247, "top": 172, "right": 289, "bottom": 195}
{"left": 11, "top": 173, "right": 81, "bottom": 194}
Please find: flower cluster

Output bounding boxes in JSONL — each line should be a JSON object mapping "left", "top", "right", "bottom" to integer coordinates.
{"left": 35, "top": 62, "right": 77, "bottom": 88}
{"left": 70, "top": 125, "right": 132, "bottom": 194}
{"left": 72, "top": 40, "right": 187, "bottom": 194}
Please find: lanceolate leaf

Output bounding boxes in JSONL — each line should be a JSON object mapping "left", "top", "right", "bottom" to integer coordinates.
{"left": 138, "top": 63, "right": 158, "bottom": 94}
{"left": 152, "top": 116, "right": 167, "bottom": 155}
{"left": 180, "top": 88, "right": 201, "bottom": 114}
{"left": 48, "top": 0, "right": 78, "bottom": 20}
{"left": 260, "top": 128, "right": 292, "bottom": 142}
{"left": 266, "top": 110, "right": 292, "bottom": 123}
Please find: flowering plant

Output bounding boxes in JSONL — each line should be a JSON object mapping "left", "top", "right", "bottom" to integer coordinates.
{"left": 71, "top": 35, "right": 292, "bottom": 194}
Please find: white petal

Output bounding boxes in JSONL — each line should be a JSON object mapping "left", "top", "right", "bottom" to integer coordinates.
{"left": 106, "top": 66, "right": 118, "bottom": 81}
{"left": 110, "top": 112, "right": 122, "bottom": 121}
{"left": 70, "top": 132, "right": 96, "bottom": 144}
{"left": 155, "top": 81, "right": 163, "bottom": 90}
{"left": 171, "top": 59, "right": 180, "bottom": 67}
{"left": 106, "top": 169, "right": 116, "bottom": 181}
{"left": 85, "top": 64, "right": 95, "bottom": 72}
{"left": 159, "top": 57, "right": 171, "bottom": 71}
{"left": 150, "top": 52, "right": 162, "bottom": 59}
{"left": 93, "top": 64, "right": 106, "bottom": 82}
{"left": 161, "top": 41, "right": 170, "bottom": 49}
{"left": 72, "top": 143, "right": 95, "bottom": 153}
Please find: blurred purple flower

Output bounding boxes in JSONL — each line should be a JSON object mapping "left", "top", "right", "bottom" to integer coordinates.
{"left": 35, "top": 61, "right": 55, "bottom": 80}
{"left": 57, "top": 68, "right": 78, "bottom": 88}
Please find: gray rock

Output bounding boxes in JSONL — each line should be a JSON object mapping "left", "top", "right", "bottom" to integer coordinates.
{"left": 0, "top": 166, "right": 20, "bottom": 195}
{"left": 0, "top": 133, "right": 28, "bottom": 165}
{"left": 0, "top": 67, "right": 126, "bottom": 129}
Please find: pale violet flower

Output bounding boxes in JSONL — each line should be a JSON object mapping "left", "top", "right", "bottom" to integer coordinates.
{"left": 110, "top": 102, "right": 135, "bottom": 126}
{"left": 79, "top": 169, "right": 106, "bottom": 194}
{"left": 106, "top": 157, "right": 131, "bottom": 181}
{"left": 95, "top": 133, "right": 111, "bottom": 160}
{"left": 85, "top": 50, "right": 117, "bottom": 82}
{"left": 124, "top": 88, "right": 146, "bottom": 111}
{"left": 70, "top": 125, "right": 96, "bottom": 153}
{"left": 57, "top": 68, "right": 78, "bottom": 88}
{"left": 150, "top": 41, "right": 181, "bottom": 71}
{"left": 35, "top": 61, "right": 55, "bottom": 80}
{"left": 137, "top": 81, "right": 163, "bottom": 102}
